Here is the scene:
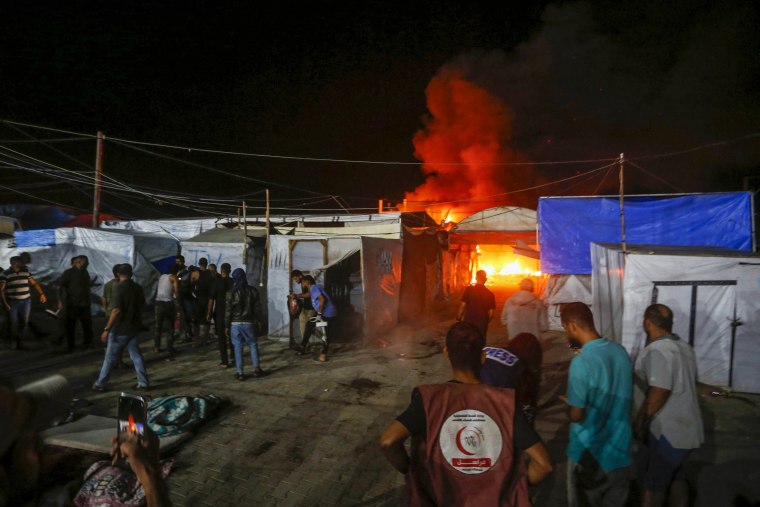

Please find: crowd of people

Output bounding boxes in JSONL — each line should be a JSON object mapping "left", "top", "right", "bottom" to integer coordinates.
{"left": 0, "top": 253, "right": 272, "bottom": 385}
{"left": 2, "top": 257, "right": 707, "bottom": 506}
{"left": 381, "top": 275, "right": 704, "bottom": 507}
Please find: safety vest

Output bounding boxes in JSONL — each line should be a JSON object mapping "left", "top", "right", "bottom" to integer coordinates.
{"left": 407, "top": 383, "right": 531, "bottom": 507}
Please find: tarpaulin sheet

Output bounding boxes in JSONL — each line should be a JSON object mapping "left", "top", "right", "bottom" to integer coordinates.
{"left": 539, "top": 193, "right": 754, "bottom": 274}
{"left": 0, "top": 227, "right": 179, "bottom": 307}
{"left": 15, "top": 229, "right": 56, "bottom": 247}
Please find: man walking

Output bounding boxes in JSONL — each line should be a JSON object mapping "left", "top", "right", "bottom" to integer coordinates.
{"left": 58, "top": 255, "right": 94, "bottom": 352}
{"left": 208, "top": 263, "right": 233, "bottom": 367}
{"left": 0, "top": 256, "right": 47, "bottom": 349}
{"left": 225, "top": 268, "right": 263, "bottom": 380}
{"left": 154, "top": 264, "right": 179, "bottom": 357}
{"left": 191, "top": 257, "right": 213, "bottom": 346}
{"left": 380, "top": 321, "right": 553, "bottom": 505}
{"left": 92, "top": 264, "right": 149, "bottom": 391}
{"left": 457, "top": 269, "right": 495, "bottom": 341}
{"left": 635, "top": 304, "right": 703, "bottom": 507}
{"left": 174, "top": 255, "right": 194, "bottom": 341}
{"left": 289, "top": 270, "right": 316, "bottom": 347}
{"left": 501, "top": 278, "right": 548, "bottom": 340}
{"left": 560, "top": 302, "right": 633, "bottom": 507}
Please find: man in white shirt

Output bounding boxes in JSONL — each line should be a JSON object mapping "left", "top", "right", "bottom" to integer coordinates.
{"left": 501, "top": 278, "right": 547, "bottom": 340}
{"left": 634, "top": 304, "right": 704, "bottom": 507}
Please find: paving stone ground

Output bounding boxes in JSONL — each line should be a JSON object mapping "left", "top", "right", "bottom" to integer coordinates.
{"left": 3, "top": 289, "right": 760, "bottom": 506}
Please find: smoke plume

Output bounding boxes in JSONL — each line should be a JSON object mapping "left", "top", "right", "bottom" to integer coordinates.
{"left": 406, "top": 1, "right": 760, "bottom": 219}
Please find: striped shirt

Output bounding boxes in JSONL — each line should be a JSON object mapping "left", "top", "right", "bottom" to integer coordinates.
{"left": 0, "top": 267, "right": 33, "bottom": 301}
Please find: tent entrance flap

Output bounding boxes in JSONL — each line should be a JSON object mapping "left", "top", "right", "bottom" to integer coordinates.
{"left": 734, "top": 263, "right": 760, "bottom": 392}
{"left": 651, "top": 280, "right": 737, "bottom": 388}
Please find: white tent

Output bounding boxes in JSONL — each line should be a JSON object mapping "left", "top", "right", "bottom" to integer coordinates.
{"left": 267, "top": 233, "right": 403, "bottom": 342}
{"left": 543, "top": 274, "right": 592, "bottom": 330}
{"left": 179, "top": 228, "right": 266, "bottom": 285}
{"left": 0, "top": 227, "right": 178, "bottom": 308}
{"left": 591, "top": 243, "right": 760, "bottom": 393}
{"left": 102, "top": 217, "right": 235, "bottom": 241}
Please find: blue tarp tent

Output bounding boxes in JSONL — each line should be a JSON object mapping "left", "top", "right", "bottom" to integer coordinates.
{"left": 538, "top": 192, "right": 754, "bottom": 275}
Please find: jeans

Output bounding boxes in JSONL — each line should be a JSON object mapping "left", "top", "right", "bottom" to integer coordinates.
{"left": 567, "top": 457, "right": 630, "bottom": 507}
{"left": 230, "top": 322, "right": 259, "bottom": 374}
{"left": 94, "top": 333, "right": 149, "bottom": 388}
{"left": 8, "top": 298, "right": 31, "bottom": 345}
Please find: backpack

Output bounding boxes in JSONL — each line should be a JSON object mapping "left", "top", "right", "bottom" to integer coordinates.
{"left": 147, "top": 394, "right": 225, "bottom": 437}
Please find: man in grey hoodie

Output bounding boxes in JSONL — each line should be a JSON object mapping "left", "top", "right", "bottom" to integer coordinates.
{"left": 501, "top": 278, "right": 548, "bottom": 340}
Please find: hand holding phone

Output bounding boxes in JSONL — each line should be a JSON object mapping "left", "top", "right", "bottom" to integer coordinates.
{"left": 118, "top": 392, "right": 147, "bottom": 435}
{"left": 117, "top": 393, "right": 148, "bottom": 459}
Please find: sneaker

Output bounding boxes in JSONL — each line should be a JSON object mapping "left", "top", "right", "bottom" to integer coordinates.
{"left": 219, "top": 363, "right": 229, "bottom": 369}
{"left": 252, "top": 368, "right": 264, "bottom": 378}
{"left": 319, "top": 354, "right": 328, "bottom": 362}
{"left": 91, "top": 383, "right": 105, "bottom": 392}
{"left": 235, "top": 373, "right": 245, "bottom": 381}
{"left": 133, "top": 384, "right": 149, "bottom": 391}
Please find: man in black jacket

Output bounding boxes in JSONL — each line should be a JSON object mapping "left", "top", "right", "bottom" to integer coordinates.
{"left": 58, "top": 255, "right": 94, "bottom": 352}
{"left": 225, "top": 268, "right": 262, "bottom": 380}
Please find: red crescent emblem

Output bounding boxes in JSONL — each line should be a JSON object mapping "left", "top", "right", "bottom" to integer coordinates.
{"left": 455, "top": 427, "right": 476, "bottom": 456}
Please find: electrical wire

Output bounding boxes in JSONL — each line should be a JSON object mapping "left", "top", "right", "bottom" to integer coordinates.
{"left": 0, "top": 137, "right": 91, "bottom": 144}
{"left": 625, "top": 159, "right": 685, "bottom": 193}
{"left": 16, "top": 118, "right": 756, "bottom": 167}
{"left": 406, "top": 162, "right": 619, "bottom": 206}
{"left": 0, "top": 183, "right": 91, "bottom": 212}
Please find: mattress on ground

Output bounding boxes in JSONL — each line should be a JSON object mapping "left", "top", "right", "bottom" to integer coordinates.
{"left": 41, "top": 415, "right": 192, "bottom": 455}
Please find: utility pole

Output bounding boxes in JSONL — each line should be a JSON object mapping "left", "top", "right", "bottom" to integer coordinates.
{"left": 619, "top": 153, "right": 626, "bottom": 253}
{"left": 92, "top": 131, "right": 105, "bottom": 228}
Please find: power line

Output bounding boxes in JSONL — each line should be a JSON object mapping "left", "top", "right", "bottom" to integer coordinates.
{"left": 12, "top": 118, "right": 758, "bottom": 167}
{"left": 629, "top": 133, "right": 760, "bottom": 161}
{"left": 408, "top": 162, "right": 619, "bottom": 206}
{"left": 0, "top": 183, "right": 91, "bottom": 213}
{"left": 625, "top": 159, "right": 685, "bottom": 193}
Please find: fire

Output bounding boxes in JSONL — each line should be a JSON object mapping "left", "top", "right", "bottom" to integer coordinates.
{"left": 128, "top": 414, "right": 136, "bottom": 433}
{"left": 470, "top": 244, "right": 542, "bottom": 284}
{"left": 400, "top": 64, "right": 533, "bottom": 223}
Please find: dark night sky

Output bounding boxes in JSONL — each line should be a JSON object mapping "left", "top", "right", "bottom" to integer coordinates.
{"left": 1, "top": 1, "right": 759, "bottom": 219}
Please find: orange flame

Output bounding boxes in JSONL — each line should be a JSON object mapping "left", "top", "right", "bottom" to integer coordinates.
{"left": 470, "top": 244, "right": 542, "bottom": 284}
{"left": 401, "top": 68, "right": 531, "bottom": 223}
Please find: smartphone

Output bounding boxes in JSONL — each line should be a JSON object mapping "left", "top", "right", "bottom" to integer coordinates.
{"left": 117, "top": 392, "right": 148, "bottom": 439}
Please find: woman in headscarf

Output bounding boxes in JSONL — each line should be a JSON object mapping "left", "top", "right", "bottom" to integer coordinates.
{"left": 224, "top": 268, "right": 263, "bottom": 380}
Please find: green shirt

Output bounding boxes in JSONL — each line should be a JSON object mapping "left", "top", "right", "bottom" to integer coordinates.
{"left": 103, "top": 278, "right": 120, "bottom": 313}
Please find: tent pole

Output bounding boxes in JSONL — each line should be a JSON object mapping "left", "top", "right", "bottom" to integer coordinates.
{"left": 264, "top": 189, "right": 270, "bottom": 287}
{"left": 92, "top": 131, "right": 104, "bottom": 228}
{"left": 619, "top": 153, "right": 626, "bottom": 253}
{"left": 242, "top": 200, "right": 248, "bottom": 264}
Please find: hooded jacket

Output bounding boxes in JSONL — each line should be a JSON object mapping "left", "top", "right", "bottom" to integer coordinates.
{"left": 500, "top": 290, "right": 548, "bottom": 340}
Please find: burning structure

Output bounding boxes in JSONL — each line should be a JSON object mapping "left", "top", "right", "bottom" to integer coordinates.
{"left": 398, "top": 64, "right": 534, "bottom": 226}
{"left": 446, "top": 206, "right": 542, "bottom": 295}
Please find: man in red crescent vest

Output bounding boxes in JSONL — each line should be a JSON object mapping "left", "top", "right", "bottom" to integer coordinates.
{"left": 380, "top": 322, "right": 553, "bottom": 506}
